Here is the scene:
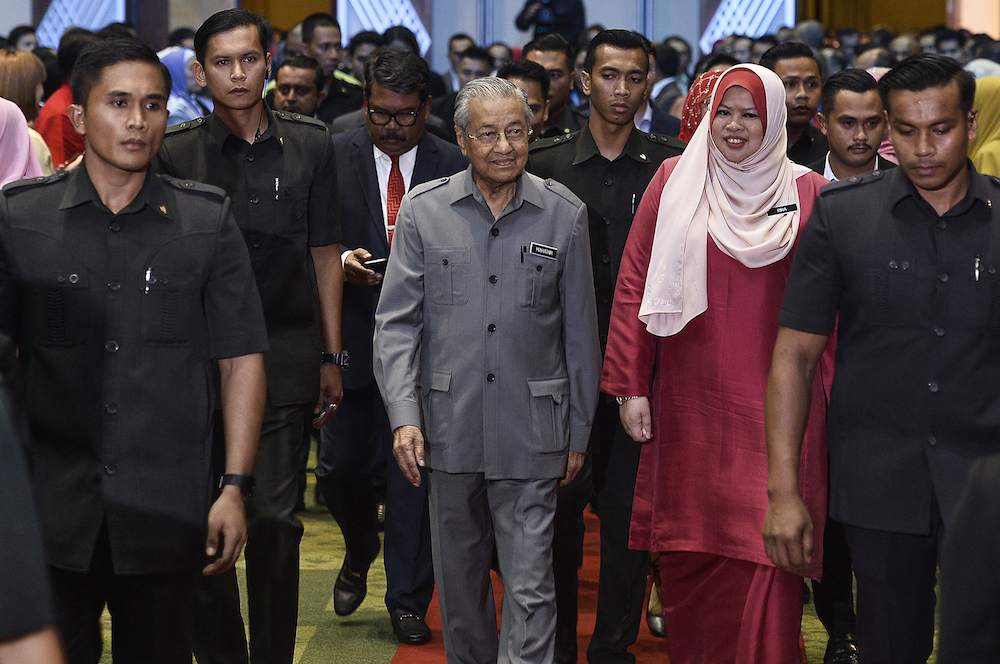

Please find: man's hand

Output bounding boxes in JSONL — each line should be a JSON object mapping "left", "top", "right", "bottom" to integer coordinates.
{"left": 203, "top": 486, "right": 248, "bottom": 575}
{"left": 619, "top": 397, "right": 653, "bottom": 442}
{"left": 561, "top": 451, "right": 584, "bottom": 486}
{"left": 344, "top": 248, "right": 383, "bottom": 287}
{"left": 393, "top": 425, "right": 425, "bottom": 487}
{"left": 762, "top": 490, "right": 813, "bottom": 576}
{"left": 313, "top": 363, "right": 343, "bottom": 429}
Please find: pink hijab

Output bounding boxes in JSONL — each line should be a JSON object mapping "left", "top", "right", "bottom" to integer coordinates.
{"left": 0, "top": 97, "right": 43, "bottom": 187}
{"left": 639, "top": 64, "right": 810, "bottom": 336}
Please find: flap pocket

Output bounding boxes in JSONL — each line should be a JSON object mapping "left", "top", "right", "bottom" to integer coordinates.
{"left": 429, "top": 370, "right": 452, "bottom": 392}
{"left": 528, "top": 377, "right": 570, "bottom": 404}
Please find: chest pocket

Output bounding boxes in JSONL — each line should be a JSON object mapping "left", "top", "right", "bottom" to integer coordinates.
{"left": 143, "top": 273, "right": 203, "bottom": 345}
{"left": 862, "top": 258, "right": 921, "bottom": 327}
{"left": 425, "top": 248, "right": 470, "bottom": 305}
{"left": 26, "top": 271, "right": 89, "bottom": 346}
{"left": 517, "top": 260, "right": 558, "bottom": 310}
{"left": 276, "top": 185, "right": 309, "bottom": 237}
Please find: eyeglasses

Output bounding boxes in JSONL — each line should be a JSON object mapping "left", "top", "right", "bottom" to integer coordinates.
{"left": 465, "top": 126, "right": 532, "bottom": 146}
{"left": 367, "top": 107, "right": 422, "bottom": 126}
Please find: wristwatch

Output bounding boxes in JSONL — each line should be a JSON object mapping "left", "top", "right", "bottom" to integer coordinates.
{"left": 615, "top": 396, "right": 641, "bottom": 406}
{"left": 219, "top": 474, "right": 256, "bottom": 497}
{"left": 321, "top": 351, "right": 349, "bottom": 369}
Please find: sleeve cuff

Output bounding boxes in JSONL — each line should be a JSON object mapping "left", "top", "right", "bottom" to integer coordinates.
{"left": 387, "top": 399, "right": 422, "bottom": 432}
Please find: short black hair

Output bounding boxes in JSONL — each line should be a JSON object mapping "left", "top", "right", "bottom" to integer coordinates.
{"left": 458, "top": 46, "right": 493, "bottom": 69}
{"left": 301, "top": 13, "right": 339, "bottom": 46}
{"left": 276, "top": 55, "right": 324, "bottom": 93}
{"left": 448, "top": 33, "right": 474, "bottom": 50}
{"left": 758, "top": 41, "right": 822, "bottom": 74}
{"left": 497, "top": 58, "right": 549, "bottom": 100}
{"left": 97, "top": 22, "right": 135, "bottom": 40}
{"left": 976, "top": 40, "right": 1000, "bottom": 63}
{"left": 489, "top": 42, "right": 513, "bottom": 60}
{"left": 821, "top": 68, "right": 879, "bottom": 116}
{"left": 652, "top": 41, "right": 678, "bottom": 77}
{"left": 169, "top": 27, "right": 196, "bottom": 47}
{"left": 364, "top": 46, "right": 430, "bottom": 102}
{"left": 348, "top": 30, "right": 383, "bottom": 56}
{"left": 195, "top": 9, "right": 269, "bottom": 65}
{"left": 7, "top": 25, "right": 34, "bottom": 47}
{"left": 57, "top": 28, "right": 101, "bottom": 79}
{"left": 34, "top": 46, "right": 61, "bottom": 100}
{"left": 754, "top": 35, "right": 778, "bottom": 51}
{"left": 878, "top": 52, "right": 975, "bottom": 115}
{"left": 382, "top": 26, "right": 419, "bottom": 54}
{"left": 71, "top": 38, "right": 170, "bottom": 108}
{"left": 692, "top": 52, "right": 738, "bottom": 78}
{"left": 523, "top": 33, "right": 574, "bottom": 70}
{"left": 581, "top": 30, "right": 651, "bottom": 75}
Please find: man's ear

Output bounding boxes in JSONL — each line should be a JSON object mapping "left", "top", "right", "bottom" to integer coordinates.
{"left": 68, "top": 103, "right": 86, "bottom": 137}
{"left": 193, "top": 60, "right": 207, "bottom": 89}
{"left": 816, "top": 112, "right": 828, "bottom": 137}
{"left": 581, "top": 70, "right": 592, "bottom": 98}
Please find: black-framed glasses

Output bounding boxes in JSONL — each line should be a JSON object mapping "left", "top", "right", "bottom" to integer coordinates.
{"left": 367, "top": 107, "right": 421, "bottom": 126}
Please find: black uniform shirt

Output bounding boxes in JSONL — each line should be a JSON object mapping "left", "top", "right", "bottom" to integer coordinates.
{"left": 156, "top": 107, "right": 341, "bottom": 405}
{"left": 0, "top": 168, "right": 268, "bottom": 574}
{"left": 527, "top": 125, "right": 684, "bottom": 346}
{"left": 780, "top": 164, "right": 1000, "bottom": 534}
{"left": 787, "top": 122, "right": 829, "bottom": 166}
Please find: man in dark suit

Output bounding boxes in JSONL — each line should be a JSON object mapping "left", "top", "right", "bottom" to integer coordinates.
{"left": 316, "top": 46, "right": 466, "bottom": 645}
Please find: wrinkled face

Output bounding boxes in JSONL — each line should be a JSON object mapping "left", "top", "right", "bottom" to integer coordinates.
{"left": 582, "top": 45, "right": 648, "bottom": 127}
{"left": 526, "top": 49, "right": 572, "bottom": 110}
{"left": 507, "top": 76, "right": 547, "bottom": 140}
{"left": 274, "top": 66, "right": 321, "bottom": 116}
{"left": 365, "top": 82, "right": 429, "bottom": 156}
{"left": 14, "top": 32, "right": 37, "bottom": 52}
{"left": 69, "top": 61, "right": 168, "bottom": 175}
{"left": 457, "top": 96, "right": 530, "bottom": 191}
{"left": 820, "top": 89, "right": 886, "bottom": 171}
{"left": 457, "top": 56, "right": 491, "bottom": 89}
{"left": 449, "top": 37, "right": 474, "bottom": 71}
{"left": 195, "top": 26, "right": 271, "bottom": 112}
{"left": 888, "top": 81, "right": 976, "bottom": 199}
{"left": 304, "top": 25, "right": 343, "bottom": 78}
{"left": 350, "top": 42, "right": 378, "bottom": 81}
{"left": 774, "top": 56, "right": 821, "bottom": 129}
{"left": 710, "top": 85, "right": 764, "bottom": 163}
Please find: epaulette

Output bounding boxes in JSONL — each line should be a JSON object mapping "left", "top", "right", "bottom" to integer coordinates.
{"left": 646, "top": 133, "right": 686, "bottom": 150}
{"left": 166, "top": 116, "right": 207, "bottom": 135}
{"left": 529, "top": 131, "right": 579, "bottom": 153}
{"left": 2, "top": 169, "right": 69, "bottom": 195}
{"left": 159, "top": 174, "right": 228, "bottom": 201}
{"left": 409, "top": 177, "right": 451, "bottom": 197}
{"left": 541, "top": 177, "right": 582, "bottom": 207}
{"left": 989, "top": 175, "right": 1000, "bottom": 189}
{"left": 820, "top": 168, "right": 886, "bottom": 196}
{"left": 274, "top": 110, "right": 328, "bottom": 129}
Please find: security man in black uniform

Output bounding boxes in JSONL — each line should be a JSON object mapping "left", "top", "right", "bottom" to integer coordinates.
{"left": 155, "top": 10, "right": 345, "bottom": 664}
{"left": 527, "top": 29, "right": 684, "bottom": 664}
{"left": 0, "top": 38, "right": 268, "bottom": 663}
{"left": 765, "top": 54, "right": 997, "bottom": 664}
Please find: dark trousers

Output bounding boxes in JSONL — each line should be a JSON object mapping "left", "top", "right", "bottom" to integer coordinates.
{"left": 315, "top": 382, "right": 434, "bottom": 616}
{"left": 50, "top": 524, "right": 198, "bottom": 664}
{"left": 843, "top": 505, "right": 944, "bottom": 664}
{"left": 586, "top": 399, "right": 648, "bottom": 664}
{"left": 193, "top": 404, "right": 306, "bottom": 664}
{"left": 552, "top": 447, "right": 592, "bottom": 659}
{"left": 811, "top": 517, "right": 857, "bottom": 638}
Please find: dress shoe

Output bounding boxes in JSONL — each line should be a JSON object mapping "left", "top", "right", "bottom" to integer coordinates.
{"left": 824, "top": 633, "right": 859, "bottom": 664}
{"left": 391, "top": 609, "right": 431, "bottom": 644}
{"left": 333, "top": 542, "right": 379, "bottom": 616}
{"left": 646, "top": 609, "right": 666, "bottom": 638}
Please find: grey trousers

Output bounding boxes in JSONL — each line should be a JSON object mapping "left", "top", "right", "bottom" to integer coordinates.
{"left": 428, "top": 470, "right": 558, "bottom": 664}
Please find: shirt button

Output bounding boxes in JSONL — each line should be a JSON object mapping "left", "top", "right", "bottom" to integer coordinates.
{"left": 934, "top": 327, "right": 945, "bottom": 336}
{"left": 105, "top": 403, "right": 117, "bottom": 414}
{"left": 902, "top": 261, "right": 910, "bottom": 270}
{"left": 108, "top": 282, "right": 120, "bottom": 291}
{"left": 604, "top": 217, "right": 611, "bottom": 226}
{"left": 928, "top": 381, "right": 939, "bottom": 393}
{"left": 491, "top": 228, "right": 499, "bottom": 237}
{"left": 104, "top": 464, "right": 117, "bottom": 475}
{"left": 604, "top": 177, "right": 613, "bottom": 186}
{"left": 938, "top": 220, "right": 947, "bottom": 230}
{"left": 601, "top": 254, "right": 610, "bottom": 264}
{"left": 68, "top": 273, "right": 79, "bottom": 284}
{"left": 488, "top": 323, "right": 496, "bottom": 332}
{"left": 57, "top": 276, "right": 65, "bottom": 283}
{"left": 442, "top": 258, "right": 449, "bottom": 266}
{"left": 889, "top": 261, "right": 898, "bottom": 269}
{"left": 486, "top": 373, "right": 495, "bottom": 383}
{"left": 536, "top": 264, "right": 542, "bottom": 271}
{"left": 938, "top": 273, "right": 949, "bottom": 283}
{"left": 489, "top": 275, "right": 497, "bottom": 283}
{"left": 246, "top": 153, "right": 255, "bottom": 162}
{"left": 109, "top": 221, "right": 121, "bottom": 232}
{"left": 927, "top": 435, "right": 937, "bottom": 446}
{"left": 250, "top": 195, "right": 259, "bottom": 204}
{"left": 106, "top": 341, "right": 119, "bottom": 353}
{"left": 251, "top": 239, "right": 261, "bottom": 248}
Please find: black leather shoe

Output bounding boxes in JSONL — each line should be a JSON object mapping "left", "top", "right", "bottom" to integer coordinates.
{"left": 391, "top": 610, "right": 431, "bottom": 644}
{"left": 333, "top": 543, "right": 379, "bottom": 616}
{"left": 824, "top": 633, "right": 859, "bottom": 664}
{"left": 646, "top": 609, "right": 666, "bottom": 638}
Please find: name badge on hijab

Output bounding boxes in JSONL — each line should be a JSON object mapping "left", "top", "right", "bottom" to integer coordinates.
{"left": 767, "top": 204, "right": 798, "bottom": 216}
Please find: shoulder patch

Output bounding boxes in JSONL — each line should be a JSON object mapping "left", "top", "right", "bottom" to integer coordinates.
{"left": 2, "top": 170, "right": 68, "bottom": 195}
{"left": 165, "top": 116, "right": 207, "bottom": 135}
{"left": 274, "top": 111, "right": 328, "bottom": 129}
{"left": 529, "top": 132, "right": 576, "bottom": 153}
{"left": 641, "top": 132, "right": 686, "bottom": 156}
{"left": 159, "top": 174, "right": 228, "bottom": 200}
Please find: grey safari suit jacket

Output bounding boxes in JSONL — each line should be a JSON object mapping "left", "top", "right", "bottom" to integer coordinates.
{"left": 374, "top": 166, "right": 601, "bottom": 480}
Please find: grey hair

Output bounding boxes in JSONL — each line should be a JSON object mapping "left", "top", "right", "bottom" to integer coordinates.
{"left": 453, "top": 76, "right": 533, "bottom": 133}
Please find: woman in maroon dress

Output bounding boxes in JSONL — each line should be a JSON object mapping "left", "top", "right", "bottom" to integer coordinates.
{"left": 601, "top": 64, "right": 832, "bottom": 664}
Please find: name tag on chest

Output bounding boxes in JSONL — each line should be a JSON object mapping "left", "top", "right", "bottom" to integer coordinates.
{"left": 767, "top": 204, "right": 798, "bottom": 216}
{"left": 529, "top": 242, "right": 558, "bottom": 260}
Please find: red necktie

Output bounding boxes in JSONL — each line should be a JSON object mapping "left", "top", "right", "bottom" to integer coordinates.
{"left": 387, "top": 155, "right": 404, "bottom": 247}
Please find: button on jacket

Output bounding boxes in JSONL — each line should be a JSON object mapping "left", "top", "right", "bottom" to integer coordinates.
{"left": 155, "top": 108, "right": 341, "bottom": 405}
{"left": 0, "top": 168, "right": 269, "bottom": 574}
{"left": 374, "top": 167, "right": 602, "bottom": 480}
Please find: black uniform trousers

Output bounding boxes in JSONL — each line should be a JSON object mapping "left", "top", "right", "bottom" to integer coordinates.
{"left": 193, "top": 404, "right": 305, "bottom": 664}
{"left": 552, "top": 442, "right": 592, "bottom": 660}
{"left": 586, "top": 398, "right": 649, "bottom": 664}
{"left": 315, "top": 381, "right": 434, "bottom": 617}
{"left": 811, "top": 517, "right": 857, "bottom": 638}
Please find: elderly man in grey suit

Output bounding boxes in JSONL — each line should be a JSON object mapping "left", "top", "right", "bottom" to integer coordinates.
{"left": 374, "top": 76, "right": 602, "bottom": 664}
